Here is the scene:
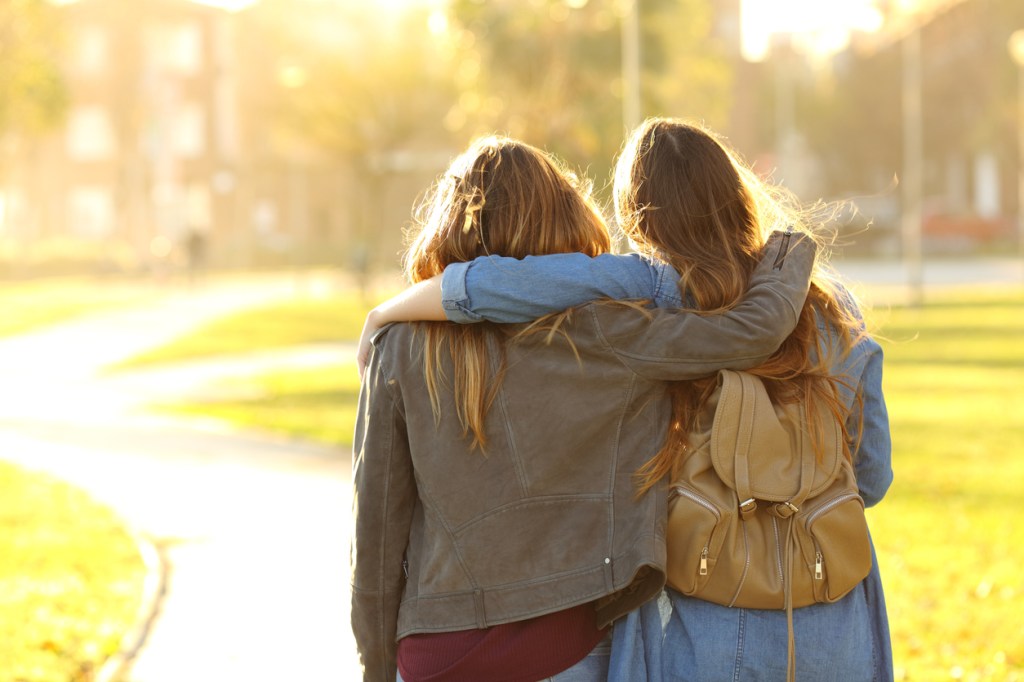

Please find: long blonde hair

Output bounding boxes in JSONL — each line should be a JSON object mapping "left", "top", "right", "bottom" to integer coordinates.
{"left": 616, "top": 119, "right": 866, "bottom": 494}
{"left": 404, "top": 135, "right": 611, "bottom": 449}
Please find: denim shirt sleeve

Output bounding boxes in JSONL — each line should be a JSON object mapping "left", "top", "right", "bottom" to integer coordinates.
{"left": 440, "top": 252, "right": 669, "bottom": 323}
{"left": 846, "top": 335, "right": 893, "bottom": 508}
{"left": 819, "top": 289, "right": 893, "bottom": 508}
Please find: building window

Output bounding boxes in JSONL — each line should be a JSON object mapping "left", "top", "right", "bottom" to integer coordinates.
{"left": 68, "top": 187, "right": 115, "bottom": 238}
{"left": 185, "top": 183, "right": 212, "bottom": 229}
{"left": 73, "top": 25, "right": 108, "bottom": 75}
{"left": 148, "top": 23, "right": 204, "bottom": 75}
{"left": 174, "top": 104, "right": 206, "bottom": 158}
{"left": 66, "top": 106, "right": 117, "bottom": 161}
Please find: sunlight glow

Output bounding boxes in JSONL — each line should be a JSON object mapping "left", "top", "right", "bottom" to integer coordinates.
{"left": 187, "top": 0, "right": 257, "bottom": 10}
{"left": 51, "top": 0, "right": 257, "bottom": 10}
{"left": 741, "top": 0, "right": 884, "bottom": 61}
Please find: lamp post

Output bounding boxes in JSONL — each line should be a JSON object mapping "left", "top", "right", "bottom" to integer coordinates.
{"left": 1008, "top": 30, "right": 1024, "bottom": 272}
{"left": 621, "top": 0, "right": 641, "bottom": 132}
{"left": 902, "top": 23, "right": 923, "bottom": 306}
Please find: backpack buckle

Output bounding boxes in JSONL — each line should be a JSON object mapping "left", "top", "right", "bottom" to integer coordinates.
{"left": 739, "top": 498, "right": 757, "bottom": 519}
{"left": 771, "top": 501, "right": 800, "bottom": 519}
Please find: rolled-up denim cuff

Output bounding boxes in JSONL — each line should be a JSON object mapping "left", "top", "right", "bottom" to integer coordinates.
{"left": 440, "top": 261, "right": 484, "bottom": 323}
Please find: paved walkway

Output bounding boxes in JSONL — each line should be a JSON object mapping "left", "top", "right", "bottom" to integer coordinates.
{"left": 0, "top": 275, "right": 363, "bottom": 681}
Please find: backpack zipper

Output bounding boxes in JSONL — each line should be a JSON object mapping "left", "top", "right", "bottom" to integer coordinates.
{"left": 673, "top": 486, "right": 721, "bottom": 520}
{"left": 673, "top": 486, "right": 721, "bottom": 579}
{"left": 805, "top": 492, "right": 861, "bottom": 527}
{"left": 727, "top": 521, "right": 752, "bottom": 607}
{"left": 805, "top": 493, "right": 860, "bottom": 582}
{"left": 771, "top": 516, "right": 785, "bottom": 586}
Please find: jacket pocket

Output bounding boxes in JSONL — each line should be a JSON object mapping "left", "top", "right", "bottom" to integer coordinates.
{"left": 666, "top": 485, "right": 727, "bottom": 595}
{"left": 799, "top": 492, "right": 872, "bottom": 603}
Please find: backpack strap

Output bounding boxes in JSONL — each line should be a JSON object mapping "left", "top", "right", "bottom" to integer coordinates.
{"left": 720, "top": 369, "right": 815, "bottom": 682}
{"left": 730, "top": 371, "right": 760, "bottom": 520}
{"left": 783, "top": 517, "right": 797, "bottom": 682}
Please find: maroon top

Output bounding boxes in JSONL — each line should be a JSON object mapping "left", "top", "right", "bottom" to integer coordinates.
{"left": 396, "top": 603, "right": 608, "bottom": 682}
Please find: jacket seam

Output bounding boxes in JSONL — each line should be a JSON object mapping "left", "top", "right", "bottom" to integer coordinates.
{"left": 406, "top": 562, "right": 607, "bottom": 599}
{"left": 450, "top": 493, "right": 609, "bottom": 534}
{"left": 413, "top": 490, "right": 482, "bottom": 592}
{"left": 494, "top": 381, "right": 530, "bottom": 496}
{"left": 606, "top": 374, "right": 637, "bottom": 587}
{"left": 733, "top": 608, "right": 746, "bottom": 682}
{"left": 377, "top": 391, "right": 398, "bottom": 682}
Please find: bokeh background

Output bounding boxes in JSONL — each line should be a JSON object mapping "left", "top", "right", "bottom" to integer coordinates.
{"left": 1, "top": 1, "right": 1023, "bottom": 681}
{"left": 4, "top": 0, "right": 1024, "bottom": 279}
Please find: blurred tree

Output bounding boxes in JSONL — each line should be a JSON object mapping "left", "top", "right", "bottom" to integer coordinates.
{"left": 233, "top": 0, "right": 463, "bottom": 269}
{"left": 230, "top": 0, "right": 733, "bottom": 265}
{"left": 644, "top": 0, "right": 733, "bottom": 131}
{"left": 798, "top": 0, "right": 1024, "bottom": 208}
{"left": 236, "top": 0, "right": 459, "bottom": 164}
{"left": 799, "top": 48, "right": 902, "bottom": 197}
{"left": 0, "top": 0, "right": 67, "bottom": 156}
{"left": 448, "top": 0, "right": 732, "bottom": 194}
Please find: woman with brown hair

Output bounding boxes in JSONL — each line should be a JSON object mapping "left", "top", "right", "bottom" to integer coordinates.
{"left": 357, "top": 119, "right": 892, "bottom": 681}
{"left": 351, "top": 133, "right": 816, "bottom": 682}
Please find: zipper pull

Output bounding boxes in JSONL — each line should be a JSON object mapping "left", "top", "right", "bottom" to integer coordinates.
{"left": 699, "top": 547, "right": 709, "bottom": 576}
{"left": 772, "top": 225, "right": 795, "bottom": 270}
{"left": 402, "top": 558, "right": 409, "bottom": 579}
{"left": 814, "top": 552, "right": 823, "bottom": 580}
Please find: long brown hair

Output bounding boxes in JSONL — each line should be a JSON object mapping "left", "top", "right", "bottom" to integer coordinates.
{"left": 404, "top": 135, "right": 611, "bottom": 449}
{"left": 618, "top": 119, "right": 866, "bottom": 494}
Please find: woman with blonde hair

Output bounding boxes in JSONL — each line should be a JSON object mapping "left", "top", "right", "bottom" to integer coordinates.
{"left": 357, "top": 119, "right": 892, "bottom": 681}
{"left": 351, "top": 133, "right": 817, "bottom": 682}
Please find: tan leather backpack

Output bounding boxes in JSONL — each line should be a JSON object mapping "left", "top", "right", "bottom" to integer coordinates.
{"left": 666, "top": 369, "right": 872, "bottom": 681}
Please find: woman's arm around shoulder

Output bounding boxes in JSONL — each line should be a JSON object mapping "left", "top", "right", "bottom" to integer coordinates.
{"left": 441, "top": 251, "right": 667, "bottom": 322}
{"left": 355, "top": 253, "right": 663, "bottom": 376}
{"left": 591, "top": 230, "right": 817, "bottom": 380}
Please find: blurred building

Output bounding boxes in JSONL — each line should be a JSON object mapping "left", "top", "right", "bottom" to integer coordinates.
{"left": 8, "top": 0, "right": 413, "bottom": 275}
{"left": 834, "top": 0, "right": 1024, "bottom": 252}
{"left": 13, "top": 0, "right": 239, "bottom": 272}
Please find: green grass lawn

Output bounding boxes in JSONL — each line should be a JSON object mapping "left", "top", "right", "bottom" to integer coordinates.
{"left": 0, "top": 461, "right": 146, "bottom": 682}
{"left": 867, "top": 290, "right": 1024, "bottom": 681}
{"left": 152, "top": 287, "right": 1024, "bottom": 680}
{"left": 116, "top": 293, "right": 374, "bottom": 368}
{"left": 0, "top": 278, "right": 151, "bottom": 338}
{"left": 162, "top": 360, "right": 362, "bottom": 446}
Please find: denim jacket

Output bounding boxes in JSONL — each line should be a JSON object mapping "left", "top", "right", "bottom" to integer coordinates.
{"left": 351, "top": 233, "right": 817, "bottom": 681}
{"left": 439, "top": 238, "right": 895, "bottom": 681}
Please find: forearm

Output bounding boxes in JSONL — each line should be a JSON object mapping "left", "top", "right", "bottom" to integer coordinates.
{"left": 369, "top": 275, "right": 446, "bottom": 326}
{"left": 357, "top": 276, "right": 444, "bottom": 377}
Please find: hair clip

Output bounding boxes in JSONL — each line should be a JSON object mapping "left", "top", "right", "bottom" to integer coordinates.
{"left": 462, "top": 194, "right": 486, "bottom": 234}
